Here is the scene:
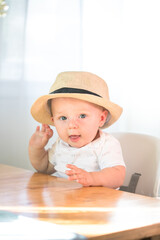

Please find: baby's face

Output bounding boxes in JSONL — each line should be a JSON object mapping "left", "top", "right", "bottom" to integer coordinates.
{"left": 51, "top": 97, "right": 107, "bottom": 148}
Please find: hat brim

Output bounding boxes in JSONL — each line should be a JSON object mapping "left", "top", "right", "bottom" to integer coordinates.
{"left": 31, "top": 93, "right": 123, "bottom": 129}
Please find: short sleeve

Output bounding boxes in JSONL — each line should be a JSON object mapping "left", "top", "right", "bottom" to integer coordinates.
{"left": 98, "top": 134, "right": 125, "bottom": 169}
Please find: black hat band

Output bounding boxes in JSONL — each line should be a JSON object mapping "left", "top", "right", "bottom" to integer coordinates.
{"left": 50, "top": 87, "right": 102, "bottom": 98}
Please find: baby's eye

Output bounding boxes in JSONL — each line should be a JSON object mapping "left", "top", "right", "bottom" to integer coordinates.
{"left": 79, "top": 114, "right": 86, "bottom": 119}
{"left": 59, "top": 116, "right": 67, "bottom": 121}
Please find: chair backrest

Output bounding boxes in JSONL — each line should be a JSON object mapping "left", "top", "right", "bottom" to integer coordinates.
{"left": 112, "top": 132, "right": 160, "bottom": 197}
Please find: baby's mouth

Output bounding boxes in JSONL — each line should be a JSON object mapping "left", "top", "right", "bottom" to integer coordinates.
{"left": 69, "top": 135, "right": 81, "bottom": 142}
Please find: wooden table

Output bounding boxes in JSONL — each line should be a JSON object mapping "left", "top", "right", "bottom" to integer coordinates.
{"left": 0, "top": 164, "right": 160, "bottom": 240}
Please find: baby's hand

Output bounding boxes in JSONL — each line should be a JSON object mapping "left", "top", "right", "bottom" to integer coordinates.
{"left": 29, "top": 124, "right": 53, "bottom": 149}
{"left": 65, "top": 164, "right": 93, "bottom": 187}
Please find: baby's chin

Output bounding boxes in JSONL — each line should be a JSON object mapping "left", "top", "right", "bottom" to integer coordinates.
{"left": 68, "top": 142, "right": 85, "bottom": 148}
{"left": 68, "top": 140, "right": 91, "bottom": 148}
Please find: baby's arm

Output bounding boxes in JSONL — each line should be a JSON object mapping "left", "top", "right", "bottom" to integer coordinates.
{"left": 28, "top": 124, "right": 55, "bottom": 174}
{"left": 65, "top": 164, "right": 125, "bottom": 188}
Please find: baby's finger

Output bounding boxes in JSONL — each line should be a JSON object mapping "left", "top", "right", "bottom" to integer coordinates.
{"left": 46, "top": 128, "right": 53, "bottom": 137}
{"left": 36, "top": 126, "right": 40, "bottom": 132}
{"left": 45, "top": 124, "right": 50, "bottom": 129}
{"left": 41, "top": 124, "right": 46, "bottom": 132}
{"left": 68, "top": 175, "right": 75, "bottom": 181}
{"left": 69, "top": 167, "right": 84, "bottom": 176}
{"left": 68, "top": 174, "right": 79, "bottom": 181}
{"left": 76, "top": 177, "right": 89, "bottom": 186}
{"left": 66, "top": 164, "right": 79, "bottom": 171}
{"left": 65, "top": 169, "right": 74, "bottom": 176}
{"left": 44, "top": 124, "right": 52, "bottom": 133}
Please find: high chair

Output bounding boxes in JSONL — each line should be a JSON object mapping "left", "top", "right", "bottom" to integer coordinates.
{"left": 112, "top": 132, "right": 160, "bottom": 197}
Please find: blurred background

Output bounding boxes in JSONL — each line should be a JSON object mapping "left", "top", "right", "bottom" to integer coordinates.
{"left": 0, "top": 0, "right": 160, "bottom": 170}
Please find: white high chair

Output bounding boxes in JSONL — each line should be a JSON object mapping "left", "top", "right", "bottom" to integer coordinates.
{"left": 112, "top": 132, "right": 160, "bottom": 197}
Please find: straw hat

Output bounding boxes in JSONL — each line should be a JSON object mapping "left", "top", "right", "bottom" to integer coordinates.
{"left": 31, "top": 71, "right": 122, "bottom": 128}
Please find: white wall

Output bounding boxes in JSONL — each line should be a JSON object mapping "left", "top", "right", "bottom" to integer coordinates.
{"left": 82, "top": 0, "right": 160, "bottom": 137}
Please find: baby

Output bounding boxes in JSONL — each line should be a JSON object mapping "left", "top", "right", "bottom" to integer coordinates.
{"left": 29, "top": 71, "right": 125, "bottom": 188}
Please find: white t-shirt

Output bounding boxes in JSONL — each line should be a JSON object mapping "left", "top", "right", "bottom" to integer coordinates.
{"left": 48, "top": 130, "right": 125, "bottom": 178}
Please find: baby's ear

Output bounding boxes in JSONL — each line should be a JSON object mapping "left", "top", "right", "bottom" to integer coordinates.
{"left": 51, "top": 117, "right": 54, "bottom": 123}
{"left": 99, "top": 110, "right": 108, "bottom": 127}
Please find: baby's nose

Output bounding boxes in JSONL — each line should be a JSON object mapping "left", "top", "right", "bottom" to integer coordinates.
{"left": 68, "top": 118, "right": 78, "bottom": 129}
